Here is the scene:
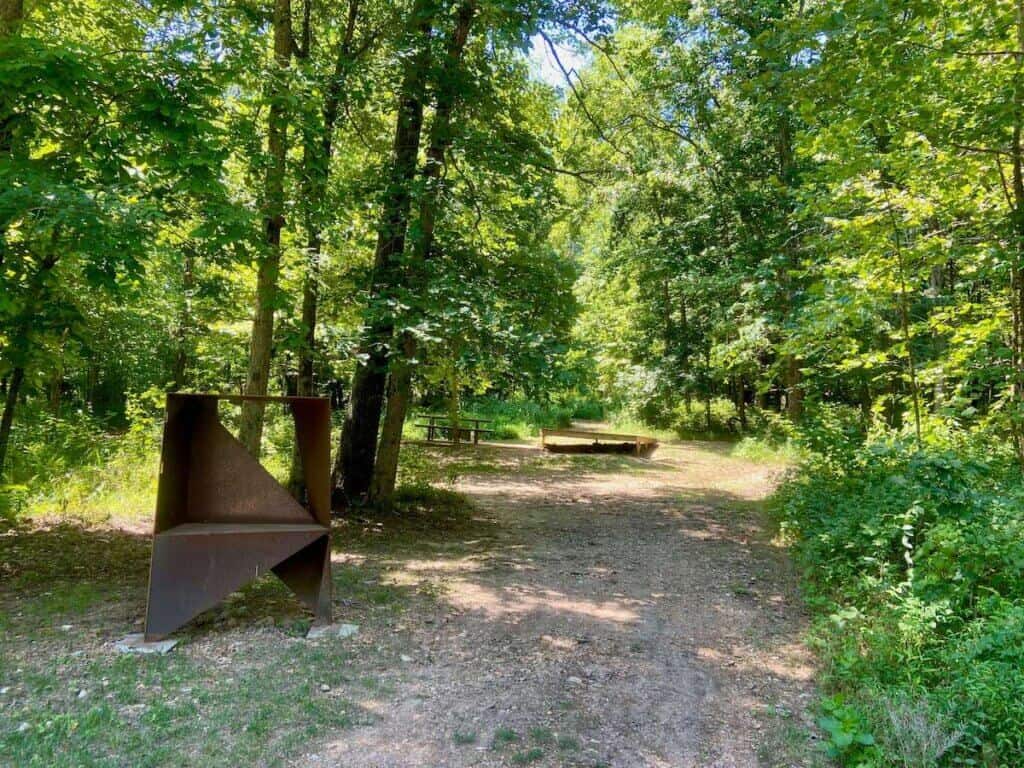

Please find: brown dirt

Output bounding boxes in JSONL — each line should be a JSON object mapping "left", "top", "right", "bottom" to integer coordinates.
{"left": 304, "top": 441, "right": 818, "bottom": 767}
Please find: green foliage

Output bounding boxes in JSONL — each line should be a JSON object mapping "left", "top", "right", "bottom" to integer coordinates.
{"left": 414, "top": 395, "right": 604, "bottom": 440}
{"left": 774, "top": 433, "right": 1024, "bottom": 765}
{"left": 817, "top": 696, "right": 878, "bottom": 767}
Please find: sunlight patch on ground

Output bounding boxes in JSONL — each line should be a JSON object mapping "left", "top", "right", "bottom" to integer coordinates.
{"left": 442, "top": 581, "right": 645, "bottom": 624}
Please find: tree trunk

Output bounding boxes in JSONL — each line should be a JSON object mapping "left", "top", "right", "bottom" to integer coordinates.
{"left": 0, "top": 0, "right": 22, "bottom": 37}
{"left": 171, "top": 248, "right": 194, "bottom": 391}
{"left": 784, "top": 356, "right": 803, "bottom": 420}
{"left": 0, "top": 0, "right": 24, "bottom": 253}
{"left": 1010, "top": 0, "right": 1024, "bottom": 470}
{"left": 368, "top": 0, "right": 477, "bottom": 510}
{"left": 288, "top": 0, "right": 362, "bottom": 498}
{"left": 0, "top": 365, "right": 24, "bottom": 478}
{"left": 737, "top": 377, "right": 747, "bottom": 430}
{"left": 884, "top": 190, "right": 922, "bottom": 448}
{"left": 0, "top": 242, "right": 58, "bottom": 478}
{"left": 333, "top": 0, "right": 435, "bottom": 507}
{"left": 775, "top": 94, "right": 805, "bottom": 423}
{"left": 369, "top": 333, "right": 415, "bottom": 507}
{"left": 49, "top": 327, "right": 69, "bottom": 414}
{"left": 239, "top": 0, "right": 292, "bottom": 457}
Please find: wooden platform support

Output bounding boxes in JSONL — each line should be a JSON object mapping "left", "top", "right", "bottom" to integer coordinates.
{"left": 540, "top": 428, "right": 658, "bottom": 457}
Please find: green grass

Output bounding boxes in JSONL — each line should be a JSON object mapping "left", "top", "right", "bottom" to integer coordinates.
{"left": 511, "top": 747, "right": 545, "bottom": 764}
{"left": 452, "top": 730, "right": 477, "bottom": 744}
{"left": 405, "top": 395, "right": 605, "bottom": 442}
{"left": 0, "top": 642, "right": 363, "bottom": 767}
{"left": 730, "top": 436, "right": 805, "bottom": 464}
{"left": 491, "top": 726, "right": 519, "bottom": 749}
{"left": 0, "top": 470, "right": 487, "bottom": 767}
{"left": 528, "top": 726, "right": 554, "bottom": 744}
{"left": 557, "top": 734, "right": 580, "bottom": 751}
{"left": 25, "top": 583, "right": 108, "bottom": 619}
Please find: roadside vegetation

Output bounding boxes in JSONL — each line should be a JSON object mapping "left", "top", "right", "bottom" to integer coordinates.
{"left": 772, "top": 417, "right": 1024, "bottom": 767}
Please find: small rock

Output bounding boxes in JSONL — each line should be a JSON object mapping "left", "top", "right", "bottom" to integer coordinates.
{"left": 77, "top": 689, "right": 88, "bottom": 700}
{"left": 320, "top": 683, "right": 331, "bottom": 692}
{"left": 60, "top": 624, "right": 73, "bottom": 632}
{"left": 114, "top": 634, "right": 178, "bottom": 655}
{"left": 567, "top": 676, "right": 584, "bottom": 686}
{"left": 400, "top": 654, "right": 413, "bottom": 663}
{"left": 17, "top": 722, "right": 30, "bottom": 733}
{"left": 307, "top": 623, "right": 359, "bottom": 640}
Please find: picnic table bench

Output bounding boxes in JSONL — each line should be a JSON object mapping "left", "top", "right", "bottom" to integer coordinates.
{"left": 540, "top": 427, "right": 659, "bottom": 457}
{"left": 416, "top": 414, "right": 496, "bottom": 444}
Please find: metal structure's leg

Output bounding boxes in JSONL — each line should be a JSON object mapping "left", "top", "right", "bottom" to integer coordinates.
{"left": 145, "top": 526, "right": 326, "bottom": 641}
{"left": 272, "top": 534, "right": 332, "bottom": 624}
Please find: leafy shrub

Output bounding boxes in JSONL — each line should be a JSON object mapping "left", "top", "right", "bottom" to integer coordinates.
{"left": 671, "top": 397, "right": 745, "bottom": 438}
{"left": 818, "top": 695, "right": 879, "bottom": 766}
{"left": 774, "top": 432, "right": 1024, "bottom": 766}
{"left": 422, "top": 396, "right": 587, "bottom": 440}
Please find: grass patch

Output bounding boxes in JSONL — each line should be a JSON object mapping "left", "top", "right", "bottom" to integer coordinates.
{"left": 511, "top": 747, "right": 545, "bottom": 764}
{"left": 528, "top": 726, "right": 554, "bottom": 744}
{"left": 333, "top": 566, "right": 402, "bottom": 609}
{"left": 26, "top": 582, "right": 108, "bottom": 620}
{"left": 491, "top": 726, "right": 519, "bottom": 749}
{"left": 0, "top": 641, "right": 365, "bottom": 767}
{"left": 452, "top": 730, "right": 477, "bottom": 745}
{"left": 333, "top": 482, "right": 494, "bottom": 555}
{"left": 730, "top": 436, "right": 805, "bottom": 464}
{"left": 557, "top": 734, "right": 580, "bottom": 751}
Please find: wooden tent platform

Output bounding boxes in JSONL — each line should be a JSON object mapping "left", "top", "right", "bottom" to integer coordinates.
{"left": 540, "top": 428, "right": 659, "bottom": 458}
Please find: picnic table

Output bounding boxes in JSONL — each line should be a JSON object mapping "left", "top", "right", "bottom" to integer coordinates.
{"left": 416, "top": 414, "right": 495, "bottom": 445}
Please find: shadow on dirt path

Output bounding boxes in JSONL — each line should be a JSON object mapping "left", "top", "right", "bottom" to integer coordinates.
{"left": 309, "top": 441, "right": 818, "bottom": 768}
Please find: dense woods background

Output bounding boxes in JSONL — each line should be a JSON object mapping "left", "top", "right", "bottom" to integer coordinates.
{"left": 3, "top": 0, "right": 1024, "bottom": 765}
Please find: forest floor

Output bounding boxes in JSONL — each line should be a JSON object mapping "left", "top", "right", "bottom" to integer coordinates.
{"left": 0, "top": 437, "right": 821, "bottom": 768}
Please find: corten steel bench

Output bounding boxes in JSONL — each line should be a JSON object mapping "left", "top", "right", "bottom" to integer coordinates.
{"left": 540, "top": 428, "right": 659, "bottom": 458}
{"left": 144, "top": 393, "right": 332, "bottom": 641}
{"left": 415, "top": 414, "right": 495, "bottom": 444}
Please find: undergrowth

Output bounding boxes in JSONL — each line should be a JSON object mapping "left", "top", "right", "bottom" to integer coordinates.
{"left": 772, "top": 422, "right": 1024, "bottom": 767}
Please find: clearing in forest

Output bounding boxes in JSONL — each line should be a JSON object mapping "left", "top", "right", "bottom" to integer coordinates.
{"left": 0, "top": 440, "right": 818, "bottom": 767}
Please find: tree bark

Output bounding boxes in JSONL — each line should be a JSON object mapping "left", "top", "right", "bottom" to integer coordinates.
{"left": 1010, "top": 0, "right": 1024, "bottom": 470}
{"left": 239, "top": 0, "right": 293, "bottom": 456}
{"left": 171, "top": 248, "right": 194, "bottom": 391}
{"left": 0, "top": 0, "right": 22, "bottom": 37}
{"left": 368, "top": 0, "right": 477, "bottom": 510}
{"left": 784, "top": 356, "right": 803, "bottom": 420}
{"left": 0, "top": 366, "right": 24, "bottom": 478}
{"left": 0, "top": 238, "right": 58, "bottom": 478}
{"left": 736, "top": 376, "right": 747, "bottom": 430}
{"left": 288, "top": 0, "right": 363, "bottom": 497}
{"left": 332, "top": 0, "right": 435, "bottom": 507}
{"left": 775, "top": 92, "right": 804, "bottom": 422}
{"left": 369, "top": 333, "right": 415, "bottom": 506}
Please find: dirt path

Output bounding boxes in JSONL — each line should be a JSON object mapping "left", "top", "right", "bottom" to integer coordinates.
{"left": 307, "top": 442, "right": 817, "bottom": 767}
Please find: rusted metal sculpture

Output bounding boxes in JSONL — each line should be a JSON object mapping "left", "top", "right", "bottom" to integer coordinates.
{"left": 144, "top": 393, "right": 332, "bottom": 641}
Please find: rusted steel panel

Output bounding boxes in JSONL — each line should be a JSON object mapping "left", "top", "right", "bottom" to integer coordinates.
{"left": 144, "top": 393, "right": 333, "bottom": 641}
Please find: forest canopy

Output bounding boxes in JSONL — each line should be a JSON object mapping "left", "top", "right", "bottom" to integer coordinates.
{"left": 4, "top": 0, "right": 1024, "bottom": 489}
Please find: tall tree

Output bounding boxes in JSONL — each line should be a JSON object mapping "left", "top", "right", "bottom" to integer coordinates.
{"left": 238, "top": 0, "right": 294, "bottom": 456}
{"left": 369, "top": 0, "right": 477, "bottom": 508}
{"left": 332, "top": 0, "right": 436, "bottom": 505}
